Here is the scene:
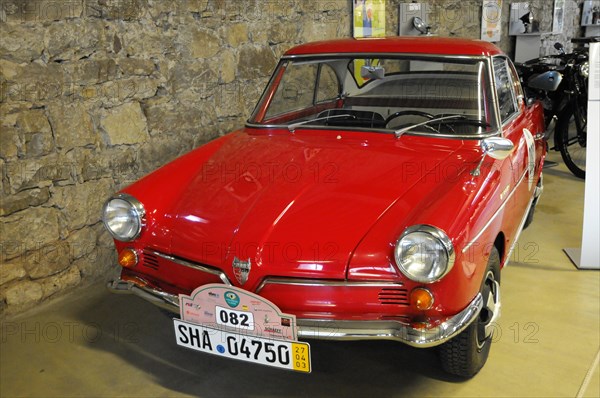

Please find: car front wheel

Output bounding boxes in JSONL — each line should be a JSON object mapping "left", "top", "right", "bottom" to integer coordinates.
{"left": 439, "top": 247, "right": 501, "bottom": 377}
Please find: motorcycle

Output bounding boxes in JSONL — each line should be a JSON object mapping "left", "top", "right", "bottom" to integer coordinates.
{"left": 516, "top": 38, "right": 595, "bottom": 179}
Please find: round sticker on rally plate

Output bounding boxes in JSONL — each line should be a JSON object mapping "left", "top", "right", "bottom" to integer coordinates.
{"left": 179, "top": 284, "right": 298, "bottom": 341}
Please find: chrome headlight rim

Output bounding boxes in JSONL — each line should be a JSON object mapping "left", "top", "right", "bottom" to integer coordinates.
{"left": 394, "top": 224, "right": 455, "bottom": 284}
{"left": 102, "top": 193, "right": 146, "bottom": 242}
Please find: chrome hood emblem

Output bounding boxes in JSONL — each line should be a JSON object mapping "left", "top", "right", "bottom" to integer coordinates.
{"left": 232, "top": 257, "right": 251, "bottom": 285}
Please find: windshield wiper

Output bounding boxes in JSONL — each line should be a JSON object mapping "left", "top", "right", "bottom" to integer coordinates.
{"left": 394, "top": 115, "right": 488, "bottom": 138}
{"left": 288, "top": 114, "right": 356, "bottom": 132}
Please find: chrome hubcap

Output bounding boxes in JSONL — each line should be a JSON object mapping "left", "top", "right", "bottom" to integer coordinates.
{"left": 477, "top": 271, "right": 501, "bottom": 348}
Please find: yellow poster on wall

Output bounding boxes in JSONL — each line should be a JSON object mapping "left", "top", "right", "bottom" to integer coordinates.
{"left": 353, "top": 0, "right": 386, "bottom": 38}
{"left": 353, "top": 0, "right": 386, "bottom": 85}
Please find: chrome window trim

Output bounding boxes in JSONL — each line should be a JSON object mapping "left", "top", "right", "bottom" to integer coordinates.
{"left": 462, "top": 168, "right": 528, "bottom": 253}
{"left": 491, "top": 55, "right": 522, "bottom": 133}
{"left": 282, "top": 53, "right": 490, "bottom": 61}
{"left": 244, "top": 122, "right": 502, "bottom": 140}
{"left": 247, "top": 54, "right": 501, "bottom": 140}
{"left": 255, "top": 277, "right": 404, "bottom": 293}
{"left": 151, "top": 251, "right": 233, "bottom": 286}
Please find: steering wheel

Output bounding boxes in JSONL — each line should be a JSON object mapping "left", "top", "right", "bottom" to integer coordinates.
{"left": 384, "top": 110, "right": 435, "bottom": 128}
{"left": 434, "top": 114, "right": 457, "bottom": 134}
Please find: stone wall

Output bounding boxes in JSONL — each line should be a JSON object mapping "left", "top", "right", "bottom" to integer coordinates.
{"left": 0, "top": 0, "right": 351, "bottom": 315}
{"left": 0, "top": 0, "right": 585, "bottom": 315}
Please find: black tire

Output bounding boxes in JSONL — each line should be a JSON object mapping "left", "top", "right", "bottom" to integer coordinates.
{"left": 556, "top": 104, "right": 586, "bottom": 179}
{"left": 523, "top": 198, "right": 536, "bottom": 230}
{"left": 439, "top": 247, "right": 501, "bottom": 377}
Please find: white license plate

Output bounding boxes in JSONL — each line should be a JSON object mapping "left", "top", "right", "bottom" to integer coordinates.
{"left": 174, "top": 319, "right": 311, "bottom": 373}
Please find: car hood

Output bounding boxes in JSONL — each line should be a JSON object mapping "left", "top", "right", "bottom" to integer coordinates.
{"left": 167, "top": 129, "right": 462, "bottom": 287}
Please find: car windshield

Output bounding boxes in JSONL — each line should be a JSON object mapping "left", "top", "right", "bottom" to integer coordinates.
{"left": 249, "top": 56, "right": 498, "bottom": 137}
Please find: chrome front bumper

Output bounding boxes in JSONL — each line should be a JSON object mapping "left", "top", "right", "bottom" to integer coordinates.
{"left": 107, "top": 278, "right": 483, "bottom": 348}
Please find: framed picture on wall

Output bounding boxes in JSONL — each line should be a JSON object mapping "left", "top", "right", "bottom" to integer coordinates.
{"left": 509, "top": 2, "right": 539, "bottom": 35}
{"left": 353, "top": 0, "right": 386, "bottom": 38}
{"left": 553, "top": 0, "right": 566, "bottom": 33}
{"left": 581, "top": 0, "right": 600, "bottom": 26}
{"left": 481, "top": 0, "right": 503, "bottom": 42}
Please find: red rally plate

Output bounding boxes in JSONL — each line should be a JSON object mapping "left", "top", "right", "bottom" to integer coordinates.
{"left": 174, "top": 284, "right": 311, "bottom": 373}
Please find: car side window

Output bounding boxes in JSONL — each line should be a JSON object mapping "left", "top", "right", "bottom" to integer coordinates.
{"left": 493, "top": 57, "right": 518, "bottom": 122}
{"left": 507, "top": 60, "right": 525, "bottom": 104}
{"left": 265, "top": 62, "right": 317, "bottom": 118}
{"left": 316, "top": 64, "right": 340, "bottom": 103}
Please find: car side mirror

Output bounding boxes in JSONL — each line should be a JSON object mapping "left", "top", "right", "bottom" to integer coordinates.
{"left": 528, "top": 70, "right": 562, "bottom": 92}
{"left": 471, "top": 137, "right": 515, "bottom": 176}
{"left": 360, "top": 65, "right": 385, "bottom": 80}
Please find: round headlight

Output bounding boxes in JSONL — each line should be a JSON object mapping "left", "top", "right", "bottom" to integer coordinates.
{"left": 579, "top": 61, "right": 589, "bottom": 78}
{"left": 102, "top": 194, "right": 145, "bottom": 242}
{"left": 394, "top": 225, "right": 455, "bottom": 283}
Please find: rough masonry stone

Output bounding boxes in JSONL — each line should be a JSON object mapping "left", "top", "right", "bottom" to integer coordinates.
{"left": 100, "top": 102, "right": 148, "bottom": 146}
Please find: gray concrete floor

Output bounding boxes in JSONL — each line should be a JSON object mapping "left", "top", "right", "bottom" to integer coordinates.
{"left": 1, "top": 151, "right": 599, "bottom": 398}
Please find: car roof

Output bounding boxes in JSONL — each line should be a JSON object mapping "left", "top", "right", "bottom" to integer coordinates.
{"left": 284, "top": 36, "right": 504, "bottom": 57}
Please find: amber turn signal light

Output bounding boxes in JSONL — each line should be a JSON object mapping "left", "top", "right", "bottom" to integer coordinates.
{"left": 118, "top": 248, "right": 138, "bottom": 268}
{"left": 410, "top": 287, "right": 434, "bottom": 310}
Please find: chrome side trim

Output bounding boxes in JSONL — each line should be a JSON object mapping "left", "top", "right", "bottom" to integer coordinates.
{"left": 462, "top": 168, "right": 528, "bottom": 253}
{"left": 255, "top": 278, "right": 404, "bottom": 294}
{"left": 296, "top": 293, "right": 483, "bottom": 348}
{"left": 151, "top": 251, "right": 232, "bottom": 286}
{"left": 107, "top": 277, "right": 482, "bottom": 348}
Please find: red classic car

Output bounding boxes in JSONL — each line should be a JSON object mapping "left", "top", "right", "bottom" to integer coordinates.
{"left": 103, "top": 37, "right": 546, "bottom": 377}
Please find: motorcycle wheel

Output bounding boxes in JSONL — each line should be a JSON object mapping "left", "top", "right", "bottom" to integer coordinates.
{"left": 556, "top": 104, "right": 586, "bottom": 179}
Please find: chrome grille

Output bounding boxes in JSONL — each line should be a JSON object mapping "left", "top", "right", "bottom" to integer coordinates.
{"left": 142, "top": 249, "right": 160, "bottom": 270}
{"left": 378, "top": 288, "right": 409, "bottom": 305}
